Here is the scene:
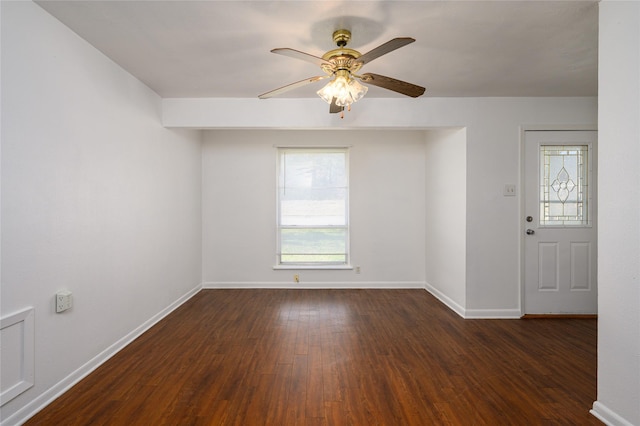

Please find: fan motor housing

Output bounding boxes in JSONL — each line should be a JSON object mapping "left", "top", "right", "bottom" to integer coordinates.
{"left": 319, "top": 29, "right": 364, "bottom": 74}
{"left": 321, "top": 48, "right": 363, "bottom": 74}
{"left": 322, "top": 48, "right": 361, "bottom": 61}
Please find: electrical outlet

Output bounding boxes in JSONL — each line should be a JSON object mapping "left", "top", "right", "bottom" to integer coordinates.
{"left": 294, "top": 274, "right": 300, "bottom": 283}
{"left": 56, "top": 290, "right": 73, "bottom": 313}
{"left": 355, "top": 266, "right": 361, "bottom": 274}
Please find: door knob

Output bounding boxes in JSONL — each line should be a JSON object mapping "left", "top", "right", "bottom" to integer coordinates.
{"left": 526, "top": 229, "right": 535, "bottom": 235}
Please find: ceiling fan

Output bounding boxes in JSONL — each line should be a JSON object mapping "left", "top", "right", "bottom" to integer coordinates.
{"left": 259, "top": 29, "right": 426, "bottom": 117}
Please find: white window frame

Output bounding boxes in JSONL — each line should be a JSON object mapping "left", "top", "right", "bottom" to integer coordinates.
{"left": 274, "top": 147, "right": 351, "bottom": 270}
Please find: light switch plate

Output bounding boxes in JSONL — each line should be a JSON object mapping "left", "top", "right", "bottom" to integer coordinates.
{"left": 503, "top": 184, "right": 516, "bottom": 196}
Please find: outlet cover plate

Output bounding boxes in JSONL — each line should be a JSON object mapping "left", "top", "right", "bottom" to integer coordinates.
{"left": 56, "top": 291, "right": 73, "bottom": 313}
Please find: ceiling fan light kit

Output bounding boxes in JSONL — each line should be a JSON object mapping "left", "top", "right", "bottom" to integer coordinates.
{"left": 259, "top": 29, "right": 425, "bottom": 118}
{"left": 316, "top": 69, "right": 368, "bottom": 107}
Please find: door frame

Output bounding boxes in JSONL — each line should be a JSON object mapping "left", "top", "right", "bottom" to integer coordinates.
{"left": 518, "top": 124, "right": 598, "bottom": 317}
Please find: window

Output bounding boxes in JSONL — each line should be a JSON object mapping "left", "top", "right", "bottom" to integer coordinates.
{"left": 276, "top": 148, "right": 349, "bottom": 267}
{"left": 539, "top": 145, "right": 590, "bottom": 226}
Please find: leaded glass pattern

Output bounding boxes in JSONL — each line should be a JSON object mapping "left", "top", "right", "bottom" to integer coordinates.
{"left": 540, "top": 145, "right": 589, "bottom": 226}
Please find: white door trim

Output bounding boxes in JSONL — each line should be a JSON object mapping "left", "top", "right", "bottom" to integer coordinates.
{"left": 518, "top": 124, "right": 597, "bottom": 317}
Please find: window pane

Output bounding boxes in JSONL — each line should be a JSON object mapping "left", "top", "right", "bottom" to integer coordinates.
{"left": 280, "top": 228, "right": 347, "bottom": 264}
{"left": 539, "top": 145, "right": 589, "bottom": 226}
{"left": 281, "top": 152, "right": 347, "bottom": 189}
{"left": 280, "top": 189, "right": 346, "bottom": 226}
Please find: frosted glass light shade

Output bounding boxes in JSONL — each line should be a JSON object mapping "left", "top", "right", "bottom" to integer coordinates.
{"left": 343, "top": 78, "right": 368, "bottom": 105}
{"left": 317, "top": 74, "right": 368, "bottom": 107}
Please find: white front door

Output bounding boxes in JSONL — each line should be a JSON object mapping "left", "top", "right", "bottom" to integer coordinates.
{"left": 523, "top": 130, "right": 597, "bottom": 314}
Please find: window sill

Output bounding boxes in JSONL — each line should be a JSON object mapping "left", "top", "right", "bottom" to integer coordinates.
{"left": 273, "top": 265, "right": 353, "bottom": 271}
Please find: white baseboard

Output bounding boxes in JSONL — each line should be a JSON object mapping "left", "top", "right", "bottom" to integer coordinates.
{"left": 463, "top": 308, "right": 522, "bottom": 319}
{"left": 424, "top": 283, "right": 466, "bottom": 318}
{"left": 424, "top": 283, "right": 522, "bottom": 319}
{"left": 203, "top": 281, "right": 426, "bottom": 289}
{"left": 1, "top": 283, "right": 202, "bottom": 426}
{"left": 590, "top": 401, "right": 635, "bottom": 426}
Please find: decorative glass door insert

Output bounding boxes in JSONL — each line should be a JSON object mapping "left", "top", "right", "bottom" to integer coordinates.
{"left": 539, "top": 145, "right": 590, "bottom": 226}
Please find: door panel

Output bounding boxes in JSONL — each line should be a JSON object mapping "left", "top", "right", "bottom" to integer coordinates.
{"left": 538, "top": 242, "right": 559, "bottom": 291}
{"left": 524, "top": 131, "right": 597, "bottom": 314}
{"left": 570, "top": 242, "right": 592, "bottom": 290}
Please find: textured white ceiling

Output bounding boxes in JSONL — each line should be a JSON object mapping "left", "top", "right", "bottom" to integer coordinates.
{"left": 36, "top": 1, "right": 599, "bottom": 99}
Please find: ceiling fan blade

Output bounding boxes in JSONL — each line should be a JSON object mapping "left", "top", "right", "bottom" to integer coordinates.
{"left": 329, "top": 98, "right": 344, "bottom": 114}
{"left": 354, "top": 38, "right": 415, "bottom": 65}
{"left": 360, "top": 73, "right": 425, "bottom": 98}
{"left": 259, "top": 75, "right": 329, "bottom": 99}
{"left": 271, "top": 48, "right": 333, "bottom": 67}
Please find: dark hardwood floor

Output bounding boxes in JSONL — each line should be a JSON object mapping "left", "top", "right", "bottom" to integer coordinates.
{"left": 26, "top": 289, "right": 600, "bottom": 425}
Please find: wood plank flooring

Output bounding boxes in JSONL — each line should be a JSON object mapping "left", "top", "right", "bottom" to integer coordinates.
{"left": 26, "top": 289, "right": 600, "bottom": 425}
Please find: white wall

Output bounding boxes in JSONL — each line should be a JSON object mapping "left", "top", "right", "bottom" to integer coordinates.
{"left": 424, "top": 129, "right": 467, "bottom": 316}
{"left": 591, "top": 2, "right": 640, "bottom": 425}
{"left": 202, "top": 129, "right": 426, "bottom": 288}
{"left": 0, "top": 2, "right": 202, "bottom": 424}
{"left": 168, "top": 96, "right": 597, "bottom": 316}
